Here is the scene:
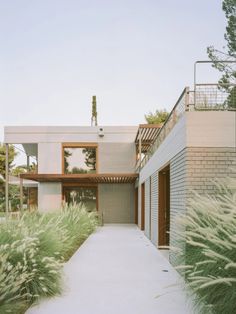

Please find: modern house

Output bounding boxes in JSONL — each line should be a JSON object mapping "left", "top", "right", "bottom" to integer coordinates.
{"left": 4, "top": 83, "right": 236, "bottom": 263}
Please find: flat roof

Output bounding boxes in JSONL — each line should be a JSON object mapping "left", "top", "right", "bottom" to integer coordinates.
{"left": 4, "top": 126, "right": 138, "bottom": 144}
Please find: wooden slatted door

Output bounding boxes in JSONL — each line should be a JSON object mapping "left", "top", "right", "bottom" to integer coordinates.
{"left": 141, "top": 183, "right": 145, "bottom": 230}
{"left": 135, "top": 187, "right": 138, "bottom": 225}
{"left": 158, "top": 165, "right": 170, "bottom": 247}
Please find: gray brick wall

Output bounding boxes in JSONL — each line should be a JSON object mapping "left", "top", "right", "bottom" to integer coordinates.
{"left": 186, "top": 147, "right": 236, "bottom": 196}
{"left": 139, "top": 146, "right": 235, "bottom": 265}
{"left": 169, "top": 146, "right": 236, "bottom": 265}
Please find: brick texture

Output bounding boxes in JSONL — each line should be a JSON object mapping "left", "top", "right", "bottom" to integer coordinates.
{"left": 169, "top": 146, "right": 236, "bottom": 265}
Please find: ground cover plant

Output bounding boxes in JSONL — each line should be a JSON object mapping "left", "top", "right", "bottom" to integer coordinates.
{"left": 0, "top": 204, "right": 98, "bottom": 313}
{"left": 175, "top": 176, "right": 236, "bottom": 314}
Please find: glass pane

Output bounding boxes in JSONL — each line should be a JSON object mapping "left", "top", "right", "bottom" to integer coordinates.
{"left": 64, "top": 187, "right": 97, "bottom": 212}
{"left": 64, "top": 147, "right": 96, "bottom": 174}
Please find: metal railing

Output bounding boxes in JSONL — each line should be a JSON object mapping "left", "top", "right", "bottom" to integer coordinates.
{"left": 138, "top": 87, "right": 189, "bottom": 170}
{"left": 137, "top": 83, "right": 236, "bottom": 171}
{"left": 194, "top": 84, "right": 236, "bottom": 110}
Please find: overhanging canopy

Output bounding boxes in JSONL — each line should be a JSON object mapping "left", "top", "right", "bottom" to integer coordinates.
{"left": 135, "top": 124, "right": 162, "bottom": 154}
{"left": 20, "top": 173, "right": 139, "bottom": 184}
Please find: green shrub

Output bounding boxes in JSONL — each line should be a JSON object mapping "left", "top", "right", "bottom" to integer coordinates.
{"left": 58, "top": 203, "right": 98, "bottom": 259}
{"left": 175, "top": 176, "right": 236, "bottom": 314}
{"left": 0, "top": 252, "right": 28, "bottom": 313}
{"left": 0, "top": 204, "right": 98, "bottom": 313}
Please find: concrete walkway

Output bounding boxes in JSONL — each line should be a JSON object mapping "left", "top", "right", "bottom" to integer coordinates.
{"left": 27, "top": 225, "right": 194, "bottom": 314}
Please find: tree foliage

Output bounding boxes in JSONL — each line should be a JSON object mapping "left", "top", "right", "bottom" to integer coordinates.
{"left": 71, "top": 167, "right": 88, "bottom": 174}
{"left": 0, "top": 143, "right": 18, "bottom": 178}
{"left": 145, "top": 109, "right": 169, "bottom": 125}
{"left": 64, "top": 149, "right": 72, "bottom": 173}
{"left": 82, "top": 148, "right": 96, "bottom": 171}
{"left": 207, "top": 0, "right": 236, "bottom": 85}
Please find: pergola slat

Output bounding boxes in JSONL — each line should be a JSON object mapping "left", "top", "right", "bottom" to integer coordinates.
{"left": 135, "top": 124, "right": 162, "bottom": 154}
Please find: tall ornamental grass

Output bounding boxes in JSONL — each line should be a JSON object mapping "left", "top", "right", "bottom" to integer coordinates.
{"left": 0, "top": 204, "right": 98, "bottom": 313}
{"left": 175, "top": 176, "right": 236, "bottom": 314}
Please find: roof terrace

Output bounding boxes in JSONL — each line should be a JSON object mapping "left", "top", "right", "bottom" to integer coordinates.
{"left": 136, "top": 82, "right": 236, "bottom": 171}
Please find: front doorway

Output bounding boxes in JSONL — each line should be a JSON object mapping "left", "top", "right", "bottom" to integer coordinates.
{"left": 141, "top": 183, "right": 145, "bottom": 230}
{"left": 158, "top": 165, "right": 170, "bottom": 247}
{"left": 135, "top": 187, "right": 138, "bottom": 224}
{"left": 63, "top": 185, "right": 98, "bottom": 212}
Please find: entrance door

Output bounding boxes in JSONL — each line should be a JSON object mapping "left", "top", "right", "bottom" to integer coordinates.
{"left": 141, "top": 183, "right": 145, "bottom": 230}
{"left": 63, "top": 185, "right": 98, "bottom": 212}
{"left": 158, "top": 165, "right": 170, "bottom": 246}
{"left": 135, "top": 187, "right": 138, "bottom": 225}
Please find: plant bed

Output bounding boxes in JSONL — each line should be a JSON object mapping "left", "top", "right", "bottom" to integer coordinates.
{"left": 174, "top": 176, "right": 236, "bottom": 314}
{"left": 0, "top": 204, "right": 98, "bottom": 313}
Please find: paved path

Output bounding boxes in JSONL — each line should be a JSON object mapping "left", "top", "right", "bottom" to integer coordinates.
{"left": 27, "top": 224, "right": 194, "bottom": 314}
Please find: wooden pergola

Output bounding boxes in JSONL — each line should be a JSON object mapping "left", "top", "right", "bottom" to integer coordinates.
{"left": 20, "top": 173, "right": 139, "bottom": 184}
{"left": 135, "top": 124, "right": 162, "bottom": 166}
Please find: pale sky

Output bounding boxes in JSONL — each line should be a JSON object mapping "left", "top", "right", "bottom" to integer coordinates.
{"left": 0, "top": 0, "right": 227, "bottom": 142}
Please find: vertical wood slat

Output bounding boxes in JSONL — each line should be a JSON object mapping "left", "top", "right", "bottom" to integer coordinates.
{"left": 158, "top": 165, "right": 170, "bottom": 247}
{"left": 141, "top": 183, "right": 145, "bottom": 230}
{"left": 135, "top": 187, "right": 138, "bottom": 224}
{"left": 144, "top": 178, "right": 150, "bottom": 238}
{"left": 150, "top": 171, "right": 158, "bottom": 246}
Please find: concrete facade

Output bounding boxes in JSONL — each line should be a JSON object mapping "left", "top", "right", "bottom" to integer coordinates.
{"left": 4, "top": 126, "right": 138, "bottom": 222}
{"left": 38, "top": 183, "right": 62, "bottom": 212}
{"left": 98, "top": 142, "right": 136, "bottom": 173}
{"left": 37, "top": 142, "right": 63, "bottom": 211}
{"left": 99, "top": 184, "right": 135, "bottom": 223}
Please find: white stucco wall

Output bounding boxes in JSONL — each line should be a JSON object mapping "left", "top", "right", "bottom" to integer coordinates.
{"left": 186, "top": 111, "right": 236, "bottom": 147}
{"left": 38, "top": 183, "right": 62, "bottom": 211}
{"left": 38, "top": 143, "right": 62, "bottom": 173}
{"left": 99, "top": 143, "right": 136, "bottom": 173}
{"left": 4, "top": 126, "right": 138, "bottom": 144}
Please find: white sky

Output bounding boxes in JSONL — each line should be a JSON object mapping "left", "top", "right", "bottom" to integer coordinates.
{"left": 0, "top": 0, "right": 227, "bottom": 144}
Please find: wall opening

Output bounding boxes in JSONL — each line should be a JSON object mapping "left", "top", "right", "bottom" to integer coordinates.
{"left": 158, "top": 165, "right": 170, "bottom": 247}
{"left": 135, "top": 187, "right": 138, "bottom": 224}
{"left": 141, "top": 183, "right": 145, "bottom": 230}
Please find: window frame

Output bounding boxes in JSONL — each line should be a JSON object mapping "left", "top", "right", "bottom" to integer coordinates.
{"left": 62, "top": 183, "right": 98, "bottom": 211}
{"left": 62, "top": 143, "right": 98, "bottom": 174}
